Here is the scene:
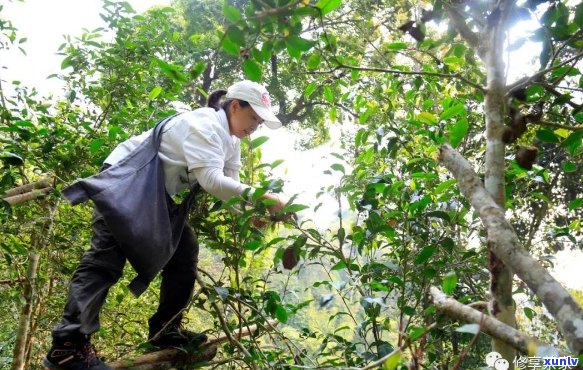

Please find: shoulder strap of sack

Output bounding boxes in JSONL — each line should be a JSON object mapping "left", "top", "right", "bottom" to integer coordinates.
{"left": 152, "top": 112, "right": 182, "bottom": 148}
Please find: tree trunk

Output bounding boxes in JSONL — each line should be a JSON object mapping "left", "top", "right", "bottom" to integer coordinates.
{"left": 11, "top": 202, "right": 58, "bottom": 370}
{"left": 483, "top": 0, "right": 517, "bottom": 364}
{"left": 11, "top": 252, "right": 40, "bottom": 370}
{"left": 439, "top": 144, "right": 583, "bottom": 354}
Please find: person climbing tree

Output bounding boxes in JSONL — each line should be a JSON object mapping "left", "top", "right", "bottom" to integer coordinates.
{"left": 43, "top": 80, "right": 296, "bottom": 370}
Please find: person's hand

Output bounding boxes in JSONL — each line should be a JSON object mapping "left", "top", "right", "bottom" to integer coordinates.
{"left": 260, "top": 193, "right": 297, "bottom": 222}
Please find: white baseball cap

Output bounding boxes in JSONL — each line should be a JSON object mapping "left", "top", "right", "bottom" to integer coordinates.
{"left": 226, "top": 80, "right": 282, "bottom": 129}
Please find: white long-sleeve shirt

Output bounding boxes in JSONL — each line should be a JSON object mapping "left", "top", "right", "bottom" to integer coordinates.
{"left": 104, "top": 108, "right": 251, "bottom": 200}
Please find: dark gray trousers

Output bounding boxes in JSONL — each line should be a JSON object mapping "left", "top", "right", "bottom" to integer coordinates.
{"left": 52, "top": 207, "right": 199, "bottom": 340}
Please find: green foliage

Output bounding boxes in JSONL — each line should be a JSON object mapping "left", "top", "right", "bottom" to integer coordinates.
{"left": 1, "top": 0, "right": 582, "bottom": 368}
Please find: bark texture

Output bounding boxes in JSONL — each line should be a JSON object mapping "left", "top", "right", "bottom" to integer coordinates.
{"left": 3, "top": 179, "right": 52, "bottom": 197}
{"left": 109, "top": 346, "right": 218, "bottom": 370}
{"left": 481, "top": 0, "right": 517, "bottom": 363}
{"left": 438, "top": 144, "right": 583, "bottom": 354}
{"left": 108, "top": 320, "right": 278, "bottom": 369}
{"left": 3, "top": 187, "right": 52, "bottom": 205}
{"left": 429, "top": 287, "right": 564, "bottom": 356}
{"left": 11, "top": 253, "right": 40, "bottom": 370}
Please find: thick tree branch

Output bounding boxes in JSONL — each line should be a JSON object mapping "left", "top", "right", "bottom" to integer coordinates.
{"left": 438, "top": 144, "right": 583, "bottom": 354}
{"left": 108, "top": 321, "right": 277, "bottom": 369}
{"left": 443, "top": 3, "right": 480, "bottom": 52}
{"left": 537, "top": 82, "right": 582, "bottom": 111}
{"left": 537, "top": 119, "right": 583, "bottom": 132}
{"left": 429, "top": 287, "right": 566, "bottom": 356}
{"left": 3, "top": 179, "right": 52, "bottom": 197}
{"left": 317, "top": 62, "right": 486, "bottom": 92}
{"left": 506, "top": 50, "right": 583, "bottom": 95}
{"left": 109, "top": 346, "right": 218, "bottom": 369}
{"left": 3, "top": 188, "right": 52, "bottom": 206}
{"left": 0, "top": 278, "right": 26, "bottom": 286}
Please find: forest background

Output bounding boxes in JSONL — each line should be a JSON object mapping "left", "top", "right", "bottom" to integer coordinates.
{"left": 0, "top": 0, "right": 582, "bottom": 369}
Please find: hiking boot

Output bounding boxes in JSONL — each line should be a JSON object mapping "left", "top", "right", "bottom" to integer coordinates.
{"left": 43, "top": 334, "right": 111, "bottom": 370}
{"left": 148, "top": 325, "right": 208, "bottom": 349}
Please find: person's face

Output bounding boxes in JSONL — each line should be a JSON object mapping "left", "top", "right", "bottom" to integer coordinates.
{"left": 228, "top": 100, "right": 264, "bottom": 138}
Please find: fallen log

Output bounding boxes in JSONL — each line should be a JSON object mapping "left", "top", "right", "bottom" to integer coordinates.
{"left": 108, "top": 320, "right": 278, "bottom": 370}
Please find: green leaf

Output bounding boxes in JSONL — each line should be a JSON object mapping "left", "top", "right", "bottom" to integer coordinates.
{"left": 156, "top": 59, "right": 189, "bottom": 83}
{"left": 304, "top": 82, "right": 317, "bottom": 99}
{"left": 61, "top": 56, "right": 73, "bottom": 70}
{"left": 222, "top": 3, "right": 241, "bottom": 23}
{"left": 242, "top": 59, "right": 262, "bottom": 81}
{"left": 408, "top": 326, "right": 425, "bottom": 340}
{"left": 415, "top": 245, "right": 436, "bottom": 264}
{"left": 282, "top": 204, "right": 310, "bottom": 213}
{"left": 293, "top": 234, "right": 308, "bottom": 249}
{"left": 271, "top": 159, "right": 284, "bottom": 168}
{"left": 245, "top": 240, "right": 262, "bottom": 251}
{"left": 523, "top": 307, "right": 535, "bottom": 320}
{"left": 1, "top": 152, "right": 24, "bottom": 166}
{"left": 449, "top": 119, "right": 469, "bottom": 148}
{"left": 148, "top": 86, "right": 163, "bottom": 100}
{"left": 315, "top": 0, "right": 342, "bottom": 15}
{"left": 418, "top": 112, "right": 438, "bottom": 125}
{"left": 261, "top": 198, "right": 278, "bottom": 206}
{"left": 286, "top": 35, "right": 314, "bottom": 51}
{"left": 526, "top": 85, "right": 545, "bottom": 102}
{"left": 190, "top": 61, "right": 206, "bottom": 79}
{"left": 411, "top": 172, "right": 438, "bottom": 181}
{"left": 226, "top": 27, "right": 245, "bottom": 47}
{"left": 561, "top": 132, "right": 582, "bottom": 155}
{"left": 331, "top": 163, "right": 345, "bottom": 174}
{"left": 275, "top": 304, "right": 288, "bottom": 323}
{"left": 435, "top": 179, "right": 456, "bottom": 194}
{"left": 443, "top": 56, "right": 464, "bottom": 68}
{"left": 337, "top": 227, "right": 345, "bottom": 244}
{"left": 440, "top": 104, "right": 466, "bottom": 120}
{"left": 575, "top": 3, "right": 583, "bottom": 27}
{"left": 250, "top": 136, "right": 269, "bottom": 149}
{"left": 307, "top": 53, "right": 322, "bottom": 69}
{"left": 441, "top": 238, "right": 455, "bottom": 253}
{"left": 568, "top": 198, "right": 583, "bottom": 211}
{"left": 382, "top": 351, "right": 402, "bottom": 370}
{"left": 251, "top": 188, "right": 267, "bottom": 201}
{"left": 331, "top": 261, "right": 346, "bottom": 270}
{"left": 323, "top": 86, "right": 334, "bottom": 103}
{"left": 562, "top": 161, "right": 577, "bottom": 173}
{"left": 536, "top": 129, "right": 560, "bottom": 143}
{"left": 386, "top": 42, "right": 407, "bottom": 50}
{"left": 90, "top": 139, "right": 104, "bottom": 153}
{"left": 442, "top": 271, "right": 457, "bottom": 295}
{"left": 286, "top": 44, "right": 302, "bottom": 59}
{"left": 426, "top": 210, "right": 451, "bottom": 222}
